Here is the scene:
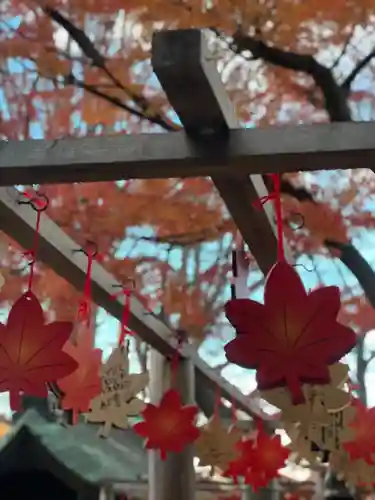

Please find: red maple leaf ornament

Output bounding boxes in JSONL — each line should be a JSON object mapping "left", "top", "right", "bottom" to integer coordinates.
{"left": 247, "top": 432, "right": 289, "bottom": 489}
{"left": 223, "top": 438, "right": 255, "bottom": 484}
{"left": 225, "top": 261, "right": 356, "bottom": 404}
{"left": 133, "top": 388, "right": 200, "bottom": 460}
{"left": 0, "top": 292, "right": 78, "bottom": 410}
{"left": 57, "top": 330, "right": 102, "bottom": 424}
{"left": 343, "top": 400, "right": 375, "bottom": 464}
{"left": 225, "top": 430, "right": 289, "bottom": 490}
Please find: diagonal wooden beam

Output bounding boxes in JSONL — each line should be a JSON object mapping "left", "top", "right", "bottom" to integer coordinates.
{"left": 0, "top": 187, "right": 270, "bottom": 422}
{"left": 152, "top": 28, "right": 291, "bottom": 272}
{"left": 1, "top": 122, "right": 375, "bottom": 186}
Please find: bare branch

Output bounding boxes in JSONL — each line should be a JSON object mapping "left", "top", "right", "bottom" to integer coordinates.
{"left": 42, "top": 6, "right": 177, "bottom": 131}
{"left": 230, "top": 28, "right": 351, "bottom": 121}
{"left": 64, "top": 72, "right": 177, "bottom": 130}
{"left": 341, "top": 47, "right": 375, "bottom": 91}
{"left": 330, "top": 28, "right": 355, "bottom": 71}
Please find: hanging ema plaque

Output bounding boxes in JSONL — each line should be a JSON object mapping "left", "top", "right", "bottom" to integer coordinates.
{"left": 309, "top": 406, "right": 356, "bottom": 461}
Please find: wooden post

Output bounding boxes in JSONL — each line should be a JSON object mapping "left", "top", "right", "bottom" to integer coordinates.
{"left": 148, "top": 349, "right": 195, "bottom": 500}
{"left": 241, "top": 486, "right": 252, "bottom": 500}
{"left": 152, "top": 28, "right": 292, "bottom": 274}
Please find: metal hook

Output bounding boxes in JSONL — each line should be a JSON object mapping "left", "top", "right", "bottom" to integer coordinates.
{"left": 274, "top": 211, "right": 305, "bottom": 231}
{"left": 72, "top": 240, "right": 99, "bottom": 257}
{"left": 293, "top": 262, "right": 317, "bottom": 273}
{"left": 17, "top": 191, "right": 49, "bottom": 212}
{"left": 286, "top": 211, "right": 305, "bottom": 231}
{"left": 271, "top": 212, "right": 305, "bottom": 232}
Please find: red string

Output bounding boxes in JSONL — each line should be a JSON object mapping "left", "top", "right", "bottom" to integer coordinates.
{"left": 347, "top": 378, "right": 360, "bottom": 392}
{"left": 21, "top": 192, "right": 46, "bottom": 293}
{"left": 111, "top": 288, "right": 134, "bottom": 346}
{"left": 77, "top": 251, "right": 96, "bottom": 328}
{"left": 25, "top": 210, "right": 41, "bottom": 292}
{"left": 253, "top": 173, "right": 285, "bottom": 261}
{"left": 272, "top": 174, "right": 285, "bottom": 261}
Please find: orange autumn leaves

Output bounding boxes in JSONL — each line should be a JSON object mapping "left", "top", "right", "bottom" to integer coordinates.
{"left": 58, "top": 330, "right": 102, "bottom": 423}
{"left": 283, "top": 195, "right": 349, "bottom": 248}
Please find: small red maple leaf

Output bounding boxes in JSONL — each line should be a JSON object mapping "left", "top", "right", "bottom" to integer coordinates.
{"left": 225, "top": 261, "right": 356, "bottom": 404}
{"left": 133, "top": 388, "right": 200, "bottom": 460}
{"left": 225, "top": 430, "right": 289, "bottom": 490}
{"left": 57, "top": 330, "right": 102, "bottom": 424}
{"left": 248, "top": 432, "right": 289, "bottom": 489}
{"left": 223, "top": 438, "right": 255, "bottom": 483}
{"left": 0, "top": 292, "right": 78, "bottom": 410}
{"left": 343, "top": 400, "right": 375, "bottom": 464}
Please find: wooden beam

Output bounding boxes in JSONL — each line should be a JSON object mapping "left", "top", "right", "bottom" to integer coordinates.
{"left": 152, "top": 29, "right": 290, "bottom": 273}
{"left": 0, "top": 187, "right": 268, "bottom": 421}
{"left": 114, "top": 479, "right": 239, "bottom": 494}
{"left": 1, "top": 122, "right": 375, "bottom": 186}
{"left": 148, "top": 350, "right": 195, "bottom": 500}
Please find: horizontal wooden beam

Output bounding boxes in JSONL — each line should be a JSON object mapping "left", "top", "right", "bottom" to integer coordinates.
{"left": 1, "top": 121, "right": 373, "bottom": 186}
{"left": 114, "top": 480, "right": 238, "bottom": 494}
{"left": 152, "top": 29, "right": 291, "bottom": 272}
{"left": 0, "top": 187, "right": 269, "bottom": 422}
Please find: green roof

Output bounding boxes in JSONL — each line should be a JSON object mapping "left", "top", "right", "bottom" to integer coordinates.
{"left": 0, "top": 409, "right": 147, "bottom": 488}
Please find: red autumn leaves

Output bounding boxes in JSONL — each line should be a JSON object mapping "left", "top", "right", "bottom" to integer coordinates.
{"left": 0, "top": 259, "right": 357, "bottom": 486}
{"left": 133, "top": 390, "right": 288, "bottom": 488}
{"left": 134, "top": 389, "right": 200, "bottom": 460}
{"left": 57, "top": 329, "right": 102, "bottom": 423}
{"left": 0, "top": 293, "right": 77, "bottom": 410}
{"left": 343, "top": 400, "right": 375, "bottom": 464}
{"left": 224, "top": 424, "right": 289, "bottom": 489}
{"left": 0, "top": 292, "right": 101, "bottom": 412}
{"left": 225, "top": 261, "right": 356, "bottom": 404}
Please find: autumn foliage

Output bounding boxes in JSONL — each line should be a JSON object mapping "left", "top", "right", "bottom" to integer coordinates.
{"left": 1, "top": 0, "right": 375, "bottom": 404}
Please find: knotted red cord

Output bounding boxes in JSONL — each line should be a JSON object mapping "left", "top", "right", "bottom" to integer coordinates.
{"left": 76, "top": 243, "right": 101, "bottom": 327}
{"left": 111, "top": 285, "right": 134, "bottom": 346}
{"left": 19, "top": 191, "right": 49, "bottom": 293}
{"left": 253, "top": 173, "right": 285, "bottom": 262}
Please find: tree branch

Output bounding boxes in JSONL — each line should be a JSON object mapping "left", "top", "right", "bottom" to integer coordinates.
{"left": 64, "top": 73, "right": 177, "bottom": 131}
{"left": 341, "top": 47, "right": 375, "bottom": 91}
{"left": 231, "top": 28, "right": 351, "bottom": 121}
{"left": 325, "top": 240, "right": 375, "bottom": 308}
{"left": 43, "top": 6, "right": 177, "bottom": 131}
{"left": 229, "top": 29, "right": 375, "bottom": 314}
{"left": 34, "top": 12, "right": 375, "bottom": 316}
